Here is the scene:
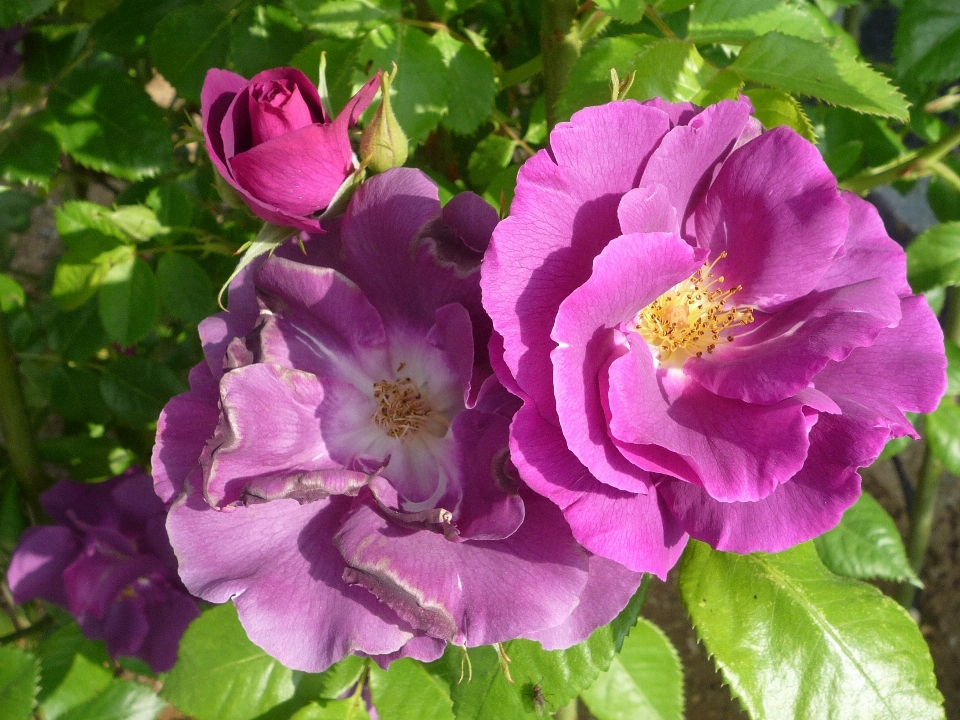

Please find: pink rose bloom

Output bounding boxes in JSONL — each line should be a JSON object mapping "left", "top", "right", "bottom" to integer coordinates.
{"left": 482, "top": 98, "right": 947, "bottom": 578}
{"left": 201, "top": 67, "right": 379, "bottom": 231}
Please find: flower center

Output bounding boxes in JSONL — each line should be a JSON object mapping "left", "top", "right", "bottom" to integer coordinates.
{"left": 635, "top": 252, "right": 754, "bottom": 366}
{"left": 372, "top": 375, "right": 434, "bottom": 439}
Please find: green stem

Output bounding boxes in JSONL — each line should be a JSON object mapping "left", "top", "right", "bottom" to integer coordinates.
{"left": 0, "top": 615, "right": 54, "bottom": 645}
{"left": 553, "top": 701, "right": 578, "bottom": 720}
{"left": 942, "top": 286, "right": 960, "bottom": 346}
{"left": 840, "top": 122, "right": 960, "bottom": 194}
{"left": 896, "top": 446, "right": 942, "bottom": 609}
{"left": 644, "top": 4, "right": 677, "bottom": 39}
{"left": 541, "top": 0, "right": 581, "bottom": 131}
{"left": 499, "top": 54, "right": 545, "bottom": 91}
{"left": 0, "top": 311, "right": 49, "bottom": 523}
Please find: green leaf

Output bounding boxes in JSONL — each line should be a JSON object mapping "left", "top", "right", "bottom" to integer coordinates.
{"left": 47, "top": 67, "right": 174, "bottom": 181}
{"left": 0, "top": 273, "right": 26, "bottom": 311}
{"left": 91, "top": 0, "right": 187, "bottom": 55}
{"left": 0, "top": 473, "right": 27, "bottom": 552}
{"left": 0, "top": 117, "right": 61, "bottom": 188}
{"left": 625, "top": 39, "right": 716, "bottom": 104}
{"left": 0, "top": 645, "right": 39, "bottom": 720}
{"left": 444, "top": 578, "right": 648, "bottom": 719}
{"left": 146, "top": 183, "right": 193, "bottom": 228}
{"left": 688, "top": 0, "right": 840, "bottom": 45}
{"left": 823, "top": 106, "right": 905, "bottom": 175}
{"left": 228, "top": 4, "right": 306, "bottom": 79}
{"left": 0, "top": 188, "right": 41, "bottom": 233}
{"left": 51, "top": 232, "right": 134, "bottom": 311}
{"left": 468, "top": 134, "right": 516, "bottom": 189}
{"left": 47, "top": 300, "right": 108, "bottom": 361}
{"left": 57, "top": 680, "right": 163, "bottom": 720}
{"left": 593, "top": 0, "right": 645, "bottom": 24}
{"left": 581, "top": 618, "right": 683, "bottom": 720}
{"left": 928, "top": 171, "right": 960, "bottom": 223}
{"left": 557, "top": 35, "right": 657, "bottom": 120}
{"left": 906, "top": 221, "right": 960, "bottom": 292}
{"left": 156, "top": 252, "right": 215, "bottom": 324}
{"left": 358, "top": 24, "right": 449, "bottom": 146}
{"left": 927, "top": 397, "right": 960, "bottom": 476}
{"left": 679, "top": 540, "right": 945, "bottom": 720}
{"left": 289, "top": 698, "right": 370, "bottom": 720}
{"left": 370, "top": 658, "right": 453, "bottom": 720}
{"left": 218, "top": 222, "right": 295, "bottom": 307}
{"left": 692, "top": 69, "right": 744, "bottom": 106}
{"left": 99, "top": 356, "right": 185, "bottom": 427}
{"left": 38, "top": 435, "right": 129, "bottom": 481}
{"left": 0, "top": 0, "right": 56, "bottom": 26}
{"left": 162, "top": 603, "right": 300, "bottom": 720}
{"left": 56, "top": 201, "right": 164, "bottom": 243}
{"left": 302, "top": 656, "right": 367, "bottom": 701}
{"left": 894, "top": 0, "right": 960, "bottom": 84}
{"left": 98, "top": 257, "right": 159, "bottom": 346}
{"left": 944, "top": 340, "right": 960, "bottom": 396}
{"left": 431, "top": 32, "right": 496, "bottom": 135}
{"left": 50, "top": 365, "right": 111, "bottom": 423}
{"left": 814, "top": 492, "right": 918, "bottom": 584}
{"left": 730, "top": 32, "right": 910, "bottom": 120}
{"left": 291, "top": 38, "right": 364, "bottom": 115}
{"left": 36, "top": 623, "right": 113, "bottom": 720}
{"left": 149, "top": 5, "right": 232, "bottom": 104}
{"left": 283, "top": 0, "right": 401, "bottom": 38}
{"left": 743, "top": 87, "right": 816, "bottom": 141}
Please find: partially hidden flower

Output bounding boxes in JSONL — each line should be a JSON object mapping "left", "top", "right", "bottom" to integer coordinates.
{"left": 201, "top": 66, "right": 379, "bottom": 232}
{"left": 482, "top": 98, "right": 947, "bottom": 578}
{"left": 0, "top": 24, "right": 28, "bottom": 79}
{"left": 6, "top": 470, "right": 200, "bottom": 672}
{"left": 153, "top": 168, "right": 642, "bottom": 672}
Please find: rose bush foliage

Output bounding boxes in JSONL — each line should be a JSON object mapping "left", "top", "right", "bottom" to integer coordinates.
{"left": 152, "top": 168, "right": 642, "bottom": 672}
{"left": 482, "top": 97, "right": 947, "bottom": 578}
{"left": 6, "top": 470, "right": 199, "bottom": 672}
{"left": 201, "top": 67, "right": 379, "bottom": 231}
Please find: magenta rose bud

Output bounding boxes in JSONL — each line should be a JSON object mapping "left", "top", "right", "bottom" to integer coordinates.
{"left": 201, "top": 67, "right": 380, "bottom": 231}
{"left": 6, "top": 470, "right": 200, "bottom": 672}
{"left": 482, "top": 98, "right": 948, "bottom": 579}
{"left": 153, "top": 168, "right": 642, "bottom": 672}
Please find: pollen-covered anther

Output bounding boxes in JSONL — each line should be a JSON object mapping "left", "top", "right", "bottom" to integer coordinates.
{"left": 635, "top": 252, "right": 754, "bottom": 365}
{"left": 372, "top": 376, "right": 433, "bottom": 439}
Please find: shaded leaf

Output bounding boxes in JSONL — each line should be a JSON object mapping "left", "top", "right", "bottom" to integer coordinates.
{"left": 0, "top": 0, "right": 56, "bottom": 26}
{"left": 689, "top": 0, "right": 842, "bottom": 46}
{"left": 283, "top": 0, "right": 400, "bottom": 39}
{"left": 894, "top": 0, "right": 960, "bottom": 84}
{"left": 679, "top": 541, "right": 944, "bottom": 720}
{"left": 0, "top": 117, "right": 61, "bottom": 188}
{"left": 358, "top": 24, "right": 449, "bottom": 146}
{"left": 149, "top": 5, "right": 232, "bottom": 104}
{"left": 906, "top": 221, "right": 960, "bottom": 292}
{"left": 431, "top": 32, "right": 497, "bottom": 135}
{"left": 36, "top": 623, "right": 113, "bottom": 720}
{"left": 581, "top": 618, "right": 683, "bottom": 720}
{"left": 730, "top": 32, "right": 910, "bottom": 120}
{"left": 228, "top": 4, "right": 306, "bottom": 79}
{"left": 47, "top": 68, "right": 173, "bottom": 180}
{"left": 156, "top": 252, "right": 216, "bottom": 324}
{"left": 814, "top": 492, "right": 918, "bottom": 584}
{"left": 98, "top": 257, "right": 159, "bottom": 346}
{"left": 99, "top": 356, "right": 185, "bottom": 427}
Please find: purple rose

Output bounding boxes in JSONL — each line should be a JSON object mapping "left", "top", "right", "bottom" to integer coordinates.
{"left": 153, "top": 168, "right": 642, "bottom": 672}
{"left": 6, "top": 471, "right": 199, "bottom": 672}
{"left": 482, "top": 98, "right": 947, "bottom": 578}
{"left": 201, "top": 67, "right": 379, "bottom": 232}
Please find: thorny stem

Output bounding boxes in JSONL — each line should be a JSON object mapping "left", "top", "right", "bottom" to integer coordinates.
{"left": 896, "top": 446, "right": 943, "bottom": 609}
{"left": 0, "top": 615, "right": 54, "bottom": 644}
{"left": 839, "top": 122, "right": 960, "bottom": 194}
{"left": 0, "top": 311, "right": 49, "bottom": 524}
{"left": 644, "top": 5, "right": 677, "bottom": 40}
{"left": 541, "top": 0, "right": 581, "bottom": 130}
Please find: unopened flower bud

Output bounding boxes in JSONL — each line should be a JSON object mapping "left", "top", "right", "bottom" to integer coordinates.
{"left": 360, "top": 63, "right": 408, "bottom": 174}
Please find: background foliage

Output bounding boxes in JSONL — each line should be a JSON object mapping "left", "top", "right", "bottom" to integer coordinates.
{"left": 0, "top": 0, "right": 958, "bottom": 718}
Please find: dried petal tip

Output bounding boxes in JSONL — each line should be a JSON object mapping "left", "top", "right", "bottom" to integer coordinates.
{"left": 360, "top": 63, "right": 409, "bottom": 174}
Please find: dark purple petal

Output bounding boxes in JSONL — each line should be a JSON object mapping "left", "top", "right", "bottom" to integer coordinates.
{"left": 6, "top": 526, "right": 78, "bottom": 606}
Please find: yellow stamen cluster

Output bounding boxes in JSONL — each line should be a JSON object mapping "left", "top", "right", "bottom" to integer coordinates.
{"left": 635, "top": 252, "right": 754, "bottom": 365}
{"left": 373, "top": 376, "right": 431, "bottom": 438}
